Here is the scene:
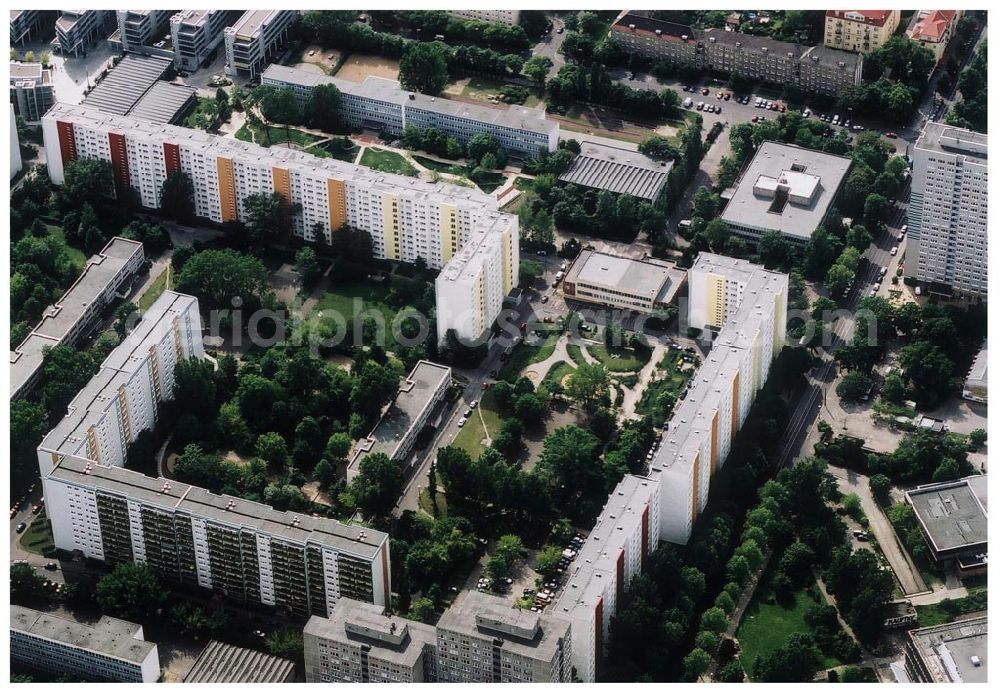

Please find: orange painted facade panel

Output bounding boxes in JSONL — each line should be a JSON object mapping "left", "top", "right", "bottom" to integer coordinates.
{"left": 216, "top": 156, "right": 237, "bottom": 223}
{"left": 327, "top": 178, "right": 347, "bottom": 230}
{"left": 710, "top": 411, "right": 719, "bottom": 475}
{"left": 691, "top": 451, "right": 700, "bottom": 525}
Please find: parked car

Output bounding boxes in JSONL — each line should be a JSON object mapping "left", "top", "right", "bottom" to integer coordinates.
{"left": 886, "top": 132, "right": 898, "bottom": 139}
{"left": 702, "top": 87, "right": 710, "bottom": 96}
{"left": 44, "top": 562, "right": 58, "bottom": 571}
{"left": 16, "top": 522, "right": 26, "bottom": 533}
{"left": 890, "top": 246, "right": 898, "bottom": 256}
{"left": 541, "top": 295, "right": 549, "bottom": 303}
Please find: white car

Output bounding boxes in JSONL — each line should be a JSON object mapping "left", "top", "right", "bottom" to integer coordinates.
{"left": 900, "top": 224, "right": 908, "bottom": 235}
{"left": 890, "top": 246, "right": 898, "bottom": 256}
{"left": 803, "top": 108, "right": 811, "bottom": 117}
{"left": 880, "top": 266, "right": 888, "bottom": 277}
{"left": 458, "top": 418, "right": 466, "bottom": 428}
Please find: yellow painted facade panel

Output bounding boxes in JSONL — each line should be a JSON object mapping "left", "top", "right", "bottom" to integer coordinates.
{"left": 216, "top": 156, "right": 237, "bottom": 223}
{"left": 382, "top": 193, "right": 400, "bottom": 261}
{"left": 441, "top": 205, "right": 457, "bottom": 263}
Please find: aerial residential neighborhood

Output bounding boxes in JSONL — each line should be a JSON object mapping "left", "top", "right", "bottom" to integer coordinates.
{"left": 8, "top": 6, "right": 988, "bottom": 685}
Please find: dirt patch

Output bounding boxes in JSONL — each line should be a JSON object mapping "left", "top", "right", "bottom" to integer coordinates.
{"left": 302, "top": 481, "right": 333, "bottom": 506}
{"left": 222, "top": 450, "right": 253, "bottom": 466}
{"left": 334, "top": 53, "right": 400, "bottom": 83}
{"left": 294, "top": 44, "right": 342, "bottom": 74}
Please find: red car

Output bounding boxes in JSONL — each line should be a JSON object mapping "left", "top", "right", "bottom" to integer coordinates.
{"left": 886, "top": 132, "right": 898, "bottom": 139}
{"left": 701, "top": 87, "right": 710, "bottom": 96}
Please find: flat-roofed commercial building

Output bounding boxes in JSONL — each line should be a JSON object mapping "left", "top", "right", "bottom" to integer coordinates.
{"left": 10, "top": 62, "right": 55, "bottom": 123}
{"left": 824, "top": 10, "right": 901, "bottom": 53}
{"left": 43, "top": 456, "right": 392, "bottom": 618}
{"left": 905, "top": 616, "right": 987, "bottom": 683}
{"left": 436, "top": 591, "right": 573, "bottom": 682}
{"left": 720, "top": 141, "right": 852, "bottom": 246}
{"left": 563, "top": 250, "right": 686, "bottom": 313}
{"left": 305, "top": 599, "right": 438, "bottom": 682}
{"left": 11, "top": 605, "right": 160, "bottom": 682}
{"left": 963, "top": 345, "right": 987, "bottom": 403}
{"left": 82, "top": 54, "right": 195, "bottom": 125}
{"left": 224, "top": 10, "right": 299, "bottom": 78}
{"left": 905, "top": 475, "right": 987, "bottom": 574}
{"left": 261, "top": 65, "right": 559, "bottom": 157}
{"left": 10, "top": 10, "right": 55, "bottom": 45}
{"left": 10, "top": 237, "right": 144, "bottom": 400}
{"left": 906, "top": 10, "right": 961, "bottom": 64}
{"left": 35, "top": 291, "right": 203, "bottom": 477}
{"left": 553, "top": 474, "right": 661, "bottom": 682}
{"left": 42, "top": 102, "right": 519, "bottom": 346}
{"left": 54, "top": 10, "right": 112, "bottom": 57}
{"left": 349, "top": 361, "right": 452, "bottom": 480}
{"left": 559, "top": 141, "right": 671, "bottom": 200}
{"left": 170, "top": 10, "right": 234, "bottom": 71}
{"left": 183, "top": 640, "right": 296, "bottom": 683}
{"left": 115, "top": 9, "right": 172, "bottom": 53}
{"left": 448, "top": 10, "right": 521, "bottom": 26}
{"left": 652, "top": 254, "right": 787, "bottom": 543}
{"left": 905, "top": 122, "right": 987, "bottom": 297}
{"left": 611, "top": 13, "right": 863, "bottom": 96}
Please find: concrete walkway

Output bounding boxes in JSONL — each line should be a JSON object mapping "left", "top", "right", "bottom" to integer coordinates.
{"left": 523, "top": 333, "right": 573, "bottom": 384}
{"left": 617, "top": 342, "right": 667, "bottom": 422}
{"left": 827, "top": 465, "right": 929, "bottom": 596}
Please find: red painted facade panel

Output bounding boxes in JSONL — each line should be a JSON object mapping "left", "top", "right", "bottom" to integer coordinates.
{"left": 56, "top": 120, "right": 77, "bottom": 165}
{"left": 641, "top": 504, "right": 649, "bottom": 569}
{"left": 108, "top": 131, "right": 130, "bottom": 195}
{"left": 163, "top": 142, "right": 180, "bottom": 177}
{"left": 381, "top": 543, "right": 391, "bottom": 613}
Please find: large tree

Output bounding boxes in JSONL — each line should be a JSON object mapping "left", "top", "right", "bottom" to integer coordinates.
{"left": 399, "top": 41, "right": 450, "bottom": 95}
{"left": 96, "top": 563, "right": 168, "bottom": 623}
{"left": 243, "top": 192, "right": 296, "bottom": 243}
{"left": 59, "top": 158, "right": 114, "bottom": 210}
{"left": 348, "top": 452, "right": 404, "bottom": 519}
{"left": 565, "top": 363, "right": 610, "bottom": 412}
{"left": 41, "top": 346, "right": 98, "bottom": 422}
{"left": 304, "top": 83, "right": 343, "bottom": 133}
{"left": 159, "top": 170, "right": 196, "bottom": 223}
{"left": 174, "top": 248, "right": 271, "bottom": 311}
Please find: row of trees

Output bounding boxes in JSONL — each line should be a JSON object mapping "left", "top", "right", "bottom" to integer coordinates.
{"left": 946, "top": 41, "right": 987, "bottom": 134}
{"left": 382, "top": 11, "right": 533, "bottom": 52}
{"left": 254, "top": 83, "right": 343, "bottom": 134}
{"left": 547, "top": 62, "right": 681, "bottom": 119}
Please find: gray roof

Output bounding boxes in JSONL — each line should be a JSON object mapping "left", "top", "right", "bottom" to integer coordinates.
{"left": 305, "top": 599, "right": 436, "bottom": 669}
{"left": 48, "top": 455, "right": 389, "bottom": 558}
{"left": 438, "top": 591, "right": 571, "bottom": 663}
{"left": 262, "top": 65, "right": 558, "bottom": 137}
{"left": 909, "top": 617, "right": 988, "bottom": 683}
{"left": 128, "top": 81, "right": 197, "bottom": 124}
{"left": 917, "top": 121, "right": 988, "bottom": 163}
{"left": 348, "top": 360, "right": 451, "bottom": 470}
{"left": 966, "top": 345, "right": 987, "bottom": 385}
{"left": 564, "top": 249, "right": 685, "bottom": 304}
{"left": 720, "top": 141, "right": 853, "bottom": 240}
{"left": 83, "top": 54, "right": 172, "bottom": 115}
{"left": 560, "top": 141, "right": 671, "bottom": 200}
{"left": 905, "top": 476, "right": 988, "bottom": 553}
{"left": 228, "top": 9, "right": 280, "bottom": 38}
{"left": 184, "top": 640, "right": 295, "bottom": 683}
{"left": 11, "top": 605, "right": 156, "bottom": 665}
{"left": 9, "top": 61, "right": 44, "bottom": 81}
{"left": 10, "top": 237, "right": 143, "bottom": 398}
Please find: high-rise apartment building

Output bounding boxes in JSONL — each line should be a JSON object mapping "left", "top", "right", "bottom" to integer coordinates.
{"left": 11, "top": 605, "right": 160, "bottom": 682}
{"left": 43, "top": 457, "right": 392, "bottom": 618}
{"left": 11, "top": 104, "right": 22, "bottom": 179}
{"left": 10, "top": 237, "right": 145, "bottom": 400}
{"left": 224, "top": 10, "right": 298, "bottom": 78}
{"left": 824, "top": 10, "right": 901, "bottom": 53}
{"left": 10, "top": 62, "right": 56, "bottom": 123}
{"left": 115, "top": 9, "right": 172, "bottom": 53}
{"left": 261, "top": 65, "right": 559, "bottom": 157}
{"left": 552, "top": 474, "right": 660, "bottom": 682}
{"left": 170, "top": 10, "right": 233, "bottom": 71}
{"left": 54, "top": 10, "right": 112, "bottom": 57}
{"left": 35, "top": 291, "right": 202, "bottom": 477}
{"left": 652, "top": 254, "right": 787, "bottom": 544}
{"left": 42, "top": 102, "right": 519, "bottom": 345}
{"left": 905, "top": 122, "right": 987, "bottom": 297}
{"left": 611, "top": 13, "right": 863, "bottom": 96}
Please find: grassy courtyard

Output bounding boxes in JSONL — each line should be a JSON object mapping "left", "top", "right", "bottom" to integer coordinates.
{"left": 497, "top": 331, "right": 561, "bottom": 382}
{"left": 312, "top": 281, "right": 397, "bottom": 327}
{"left": 18, "top": 510, "right": 54, "bottom": 556}
{"left": 236, "top": 121, "right": 328, "bottom": 152}
{"left": 318, "top": 138, "right": 360, "bottom": 162}
{"left": 588, "top": 343, "right": 650, "bottom": 372}
{"left": 139, "top": 265, "right": 173, "bottom": 311}
{"left": 635, "top": 349, "right": 694, "bottom": 425}
{"left": 452, "top": 389, "right": 505, "bottom": 460}
{"left": 360, "top": 148, "right": 418, "bottom": 176}
{"left": 542, "top": 361, "right": 575, "bottom": 389}
{"left": 44, "top": 223, "right": 88, "bottom": 266}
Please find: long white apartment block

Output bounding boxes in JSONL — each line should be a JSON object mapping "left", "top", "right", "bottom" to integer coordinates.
{"left": 448, "top": 10, "right": 522, "bottom": 26}
{"left": 10, "top": 237, "right": 144, "bottom": 400}
{"left": 42, "top": 102, "right": 519, "bottom": 346}
{"left": 905, "top": 122, "right": 988, "bottom": 297}
{"left": 224, "top": 10, "right": 298, "bottom": 78}
{"left": 651, "top": 254, "right": 787, "bottom": 544}
{"left": 170, "top": 10, "right": 231, "bottom": 71}
{"left": 11, "top": 605, "right": 160, "bottom": 682}
{"left": 261, "top": 65, "right": 559, "bottom": 157}
{"left": 36, "top": 291, "right": 203, "bottom": 478}
{"left": 553, "top": 474, "right": 661, "bottom": 683}
{"left": 42, "top": 457, "right": 391, "bottom": 618}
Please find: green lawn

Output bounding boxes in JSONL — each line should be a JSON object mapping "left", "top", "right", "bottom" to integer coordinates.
{"left": 182, "top": 96, "right": 223, "bottom": 130}
{"left": 469, "top": 170, "right": 506, "bottom": 193}
{"left": 497, "top": 331, "right": 561, "bottom": 382}
{"left": 635, "top": 349, "right": 693, "bottom": 425}
{"left": 18, "top": 509, "right": 54, "bottom": 556}
{"left": 45, "top": 223, "right": 88, "bottom": 266}
{"left": 312, "top": 281, "right": 397, "bottom": 327}
{"left": 458, "top": 76, "right": 541, "bottom": 108}
{"left": 566, "top": 343, "right": 586, "bottom": 366}
{"left": 413, "top": 155, "right": 465, "bottom": 175}
{"left": 236, "top": 121, "right": 328, "bottom": 153}
{"left": 318, "top": 139, "right": 360, "bottom": 162}
{"left": 360, "top": 147, "right": 418, "bottom": 176}
{"left": 915, "top": 590, "right": 988, "bottom": 628}
{"left": 139, "top": 265, "right": 172, "bottom": 311}
{"left": 588, "top": 343, "right": 649, "bottom": 372}
{"left": 737, "top": 586, "right": 844, "bottom": 676}
{"left": 542, "top": 361, "right": 575, "bottom": 389}
{"left": 452, "top": 389, "right": 505, "bottom": 460}
{"left": 418, "top": 488, "right": 448, "bottom": 518}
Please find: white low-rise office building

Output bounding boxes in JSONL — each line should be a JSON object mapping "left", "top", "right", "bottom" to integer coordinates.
{"left": 562, "top": 250, "right": 686, "bottom": 313}
{"left": 10, "top": 237, "right": 144, "bottom": 400}
{"left": 10, "top": 62, "right": 55, "bottom": 123}
{"left": 11, "top": 605, "right": 160, "bottom": 682}
{"left": 261, "top": 65, "right": 558, "bottom": 157}
{"left": 170, "top": 10, "right": 233, "bottom": 71}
